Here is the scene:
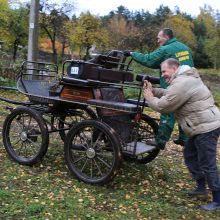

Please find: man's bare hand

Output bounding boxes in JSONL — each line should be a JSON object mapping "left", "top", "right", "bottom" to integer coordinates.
{"left": 143, "top": 80, "right": 153, "bottom": 101}
{"left": 143, "top": 80, "right": 152, "bottom": 91}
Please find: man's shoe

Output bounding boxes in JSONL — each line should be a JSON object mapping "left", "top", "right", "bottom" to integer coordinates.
{"left": 187, "top": 189, "right": 208, "bottom": 201}
{"left": 173, "top": 139, "right": 185, "bottom": 146}
{"left": 200, "top": 202, "right": 220, "bottom": 211}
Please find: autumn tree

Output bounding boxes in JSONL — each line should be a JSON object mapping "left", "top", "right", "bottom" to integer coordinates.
{"left": 39, "top": 0, "right": 75, "bottom": 63}
{"left": 0, "top": 0, "right": 10, "bottom": 47}
{"left": 193, "top": 18, "right": 211, "bottom": 67}
{"left": 107, "top": 14, "right": 128, "bottom": 50}
{"left": 132, "top": 10, "right": 159, "bottom": 51}
{"left": 162, "top": 14, "right": 196, "bottom": 50}
{"left": 0, "top": 1, "right": 28, "bottom": 62}
{"left": 104, "top": 6, "right": 170, "bottom": 52}
{"left": 69, "top": 12, "right": 110, "bottom": 59}
{"left": 153, "top": 5, "right": 172, "bottom": 25}
{"left": 107, "top": 14, "right": 140, "bottom": 50}
{"left": 196, "top": 6, "right": 220, "bottom": 68}
{"left": 115, "top": 5, "right": 131, "bottom": 18}
{"left": 8, "top": 7, "right": 29, "bottom": 62}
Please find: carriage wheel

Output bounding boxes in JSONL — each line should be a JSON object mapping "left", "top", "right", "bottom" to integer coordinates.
{"left": 64, "top": 120, "right": 122, "bottom": 185}
{"left": 58, "top": 106, "right": 97, "bottom": 141}
{"left": 123, "top": 114, "right": 160, "bottom": 164}
{"left": 135, "top": 114, "right": 160, "bottom": 163}
{"left": 2, "top": 106, "right": 49, "bottom": 165}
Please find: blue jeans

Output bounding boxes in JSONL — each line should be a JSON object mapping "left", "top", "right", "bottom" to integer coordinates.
{"left": 184, "top": 127, "right": 220, "bottom": 191}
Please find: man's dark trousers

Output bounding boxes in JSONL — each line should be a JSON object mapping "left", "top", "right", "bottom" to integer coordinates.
{"left": 184, "top": 127, "right": 220, "bottom": 191}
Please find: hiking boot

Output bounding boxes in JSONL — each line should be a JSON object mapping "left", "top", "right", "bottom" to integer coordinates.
{"left": 200, "top": 202, "right": 220, "bottom": 211}
{"left": 187, "top": 189, "right": 208, "bottom": 201}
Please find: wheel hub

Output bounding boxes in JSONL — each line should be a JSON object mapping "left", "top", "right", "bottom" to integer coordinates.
{"left": 86, "top": 148, "right": 96, "bottom": 159}
{"left": 20, "top": 131, "right": 28, "bottom": 141}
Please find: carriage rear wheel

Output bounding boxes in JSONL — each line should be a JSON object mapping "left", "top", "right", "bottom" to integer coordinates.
{"left": 2, "top": 106, "right": 49, "bottom": 165}
{"left": 64, "top": 120, "right": 122, "bottom": 185}
{"left": 123, "top": 114, "right": 160, "bottom": 164}
{"left": 135, "top": 114, "right": 160, "bottom": 163}
{"left": 58, "top": 106, "right": 97, "bottom": 141}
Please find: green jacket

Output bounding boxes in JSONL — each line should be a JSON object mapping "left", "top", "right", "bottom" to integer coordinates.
{"left": 131, "top": 38, "right": 194, "bottom": 69}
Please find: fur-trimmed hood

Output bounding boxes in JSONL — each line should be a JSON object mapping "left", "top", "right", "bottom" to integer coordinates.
{"left": 170, "top": 65, "right": 199, "bottom": 83}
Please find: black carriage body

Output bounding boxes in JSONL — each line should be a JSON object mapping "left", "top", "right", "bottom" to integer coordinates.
{"left": 1, "top": 51, "right": 160, "bottom": 185}
{"left": 15, "top": 55, "right": 157, "bottom": 147}
{"left": 16, "top": 58, "right": 137, "bottom": 143}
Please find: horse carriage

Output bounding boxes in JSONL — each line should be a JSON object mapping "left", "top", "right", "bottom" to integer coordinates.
{"left": 1, "top": 50, "right": 160, "bottom": 184}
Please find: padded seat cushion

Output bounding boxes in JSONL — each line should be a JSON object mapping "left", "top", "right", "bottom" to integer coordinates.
{"left": 66, "top": 61, "right": 133, "bottom": 83}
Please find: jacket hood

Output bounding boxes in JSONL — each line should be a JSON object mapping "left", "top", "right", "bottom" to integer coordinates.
{"left": 170, "top": 66, "right": 200, "bottom": 83}
{"left": 176, "top": 65, "right": 199, "bottom": 76}
{"left": 176, "top": 65, "right": 191, "bottom": 75}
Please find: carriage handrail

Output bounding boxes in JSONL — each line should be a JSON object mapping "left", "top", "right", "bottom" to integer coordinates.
{"left": 106, "top": 50, "right": 133, "bottom": 71}
{"left": 21, "top": 60, "right": 58, "bottom": 73}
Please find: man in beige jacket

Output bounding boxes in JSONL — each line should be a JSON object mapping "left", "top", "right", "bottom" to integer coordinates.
{"left": 143, "top": 58, "right": 220, "bottom": 211}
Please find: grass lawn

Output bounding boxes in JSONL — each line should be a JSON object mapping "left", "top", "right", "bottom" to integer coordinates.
{"left": 0, "top": 79, "right": 220, "bottom": 219}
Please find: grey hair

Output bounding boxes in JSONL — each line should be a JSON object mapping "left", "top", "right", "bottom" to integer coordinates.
{"left": 161, "top": 58, "right": 180, "bottom": 68}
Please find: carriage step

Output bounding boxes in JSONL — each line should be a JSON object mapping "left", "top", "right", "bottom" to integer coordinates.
{"left": 123, "top": 142, "right": 156, "bottom": 155}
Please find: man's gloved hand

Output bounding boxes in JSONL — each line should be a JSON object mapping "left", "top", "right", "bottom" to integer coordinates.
{"left": 123, "top": 50, "right": 132, "bottom": 56}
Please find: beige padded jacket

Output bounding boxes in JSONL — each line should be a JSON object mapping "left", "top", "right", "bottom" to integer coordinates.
{"left": 148, "top": 66, "right": 220, "bottom": 137}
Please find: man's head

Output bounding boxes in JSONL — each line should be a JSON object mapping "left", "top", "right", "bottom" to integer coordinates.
{"left": 161, "top": 58, "right": 180, "bottom": 84}
{"left": 157, "top": 28, "right": 174, "bottom": 46}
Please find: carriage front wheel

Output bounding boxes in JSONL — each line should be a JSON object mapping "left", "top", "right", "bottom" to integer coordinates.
{"left": 2, "top": 106, "right": 49, "bottom": 165}
{"left": 64, "top": 120, "right": 122, "bottom": 185}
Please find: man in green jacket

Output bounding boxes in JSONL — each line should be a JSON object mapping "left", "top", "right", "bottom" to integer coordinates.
{"left": 124, "top": 28, "right": 194, "bottom": 149}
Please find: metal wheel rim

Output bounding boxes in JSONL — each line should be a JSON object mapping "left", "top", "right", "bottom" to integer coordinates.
{"left": 6, "top": 112, "right": 44, "bottom": 160}
{"left": 68, "top": 124, "right": 117, "bottom": 181}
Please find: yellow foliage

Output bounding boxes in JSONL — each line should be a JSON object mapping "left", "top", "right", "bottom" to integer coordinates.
{"left": 196, "top": 6, "right": 220, "bottom": 68}
{"left": 69, "top": 12, "right": 110, "bottom": 57}
{"left": 107, "top": 14, "right": 140, "bottom": 50}
{"left": 0, "top": 0, "right": 10, "bottom": 41}
{"left": 163, "top": 15, "right": 197, "bottom": 50}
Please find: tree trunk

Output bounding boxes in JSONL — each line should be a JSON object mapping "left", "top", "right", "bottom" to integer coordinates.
{"left": 13, "top": 40, "right": 18, "bottom": 62}
{"left": 61, "top": 43, "right": 65, "bottom": 61}
{"left": 84, "top": 45, "right": 91, "bottom": 60}
{"left": 52, "top": 39, "right": 57, "bottom": 64}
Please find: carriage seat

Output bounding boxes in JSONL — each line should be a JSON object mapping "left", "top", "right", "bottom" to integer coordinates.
{"left": 89, "top": 54, "right": 121, "bottom": 69}
{"left": 66, "top": 61, "right": 133, "bottom": 83}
